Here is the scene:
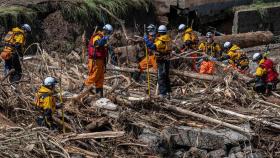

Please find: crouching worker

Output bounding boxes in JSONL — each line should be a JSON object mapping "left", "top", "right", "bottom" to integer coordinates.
{"left": 33, "top": 77, "right": 63, "bottom": 130}
{"left": 199, "top": 56, "right": 215, "bottom": 75}
{"left": 220, "top": 41, "right": 249, "bottom": 72}
{"left": 83, "top": 24, "right": 113, "bottom": 97}
{"left": 247, "top": 53, "right": 279, "bottom": 95}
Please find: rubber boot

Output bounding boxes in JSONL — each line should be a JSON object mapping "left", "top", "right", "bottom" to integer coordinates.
{"left": 96, "top": 88, "right": 104, "bottom": 98}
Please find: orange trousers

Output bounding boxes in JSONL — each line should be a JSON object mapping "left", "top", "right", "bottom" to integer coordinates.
{"left": 139, "top": 54, "right": 157, "bottom": 72}
{"left": 199, "top": 61, "right": 215, "bottom": 75}
{"left": 84, "top": 59, "right": 105, "bottom": 88}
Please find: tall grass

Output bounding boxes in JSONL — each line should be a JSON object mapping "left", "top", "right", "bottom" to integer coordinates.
{"left": 61, "top": 0, "right": 151, "bottom": 27}
{"left": 0, "top": 6, "right": 36, "bottom": 28}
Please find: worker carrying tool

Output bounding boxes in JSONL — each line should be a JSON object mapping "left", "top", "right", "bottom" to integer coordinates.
{"left": 219, "top": 41, "right": 249, "bottom": 72}
{"left": 83, "top": 24, "right": 113, "bottom": 98}
{"left": 34, "top": 77, "right": 63, "bottom": 130}
{"left": 199, "top": 56, "right": 215, "bottom": 75}
{"left": 151, "top": 25, "right": 172, "bottom": 98}
{"left": 134, "top": 24, "right": 158, "bottom": 81}
{"left": 1, "top": 24, "right": 31, "bottom": 83}
{"left": 247, "top": 53, "right": 279, "bottom": 95}
{"left": 198, "top": 32, "right": 222, "bottom": 60}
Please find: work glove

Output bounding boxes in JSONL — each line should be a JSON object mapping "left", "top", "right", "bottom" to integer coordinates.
{"left": 56, "top": 102, "right": 64, "bottom": 109}
{"left": 143, "top": 35, "right": 149, "bottom": 43}
{"left": 209, "top": 57, "right": 217, "bottom": 61}
{"left": 103, "top": 36, "right": 110, "bottom": 41}
{"left": 154, "top": 51, "right": 160, "bottom": 57}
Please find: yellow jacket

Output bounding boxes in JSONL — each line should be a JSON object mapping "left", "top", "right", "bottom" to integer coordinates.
{"left": 154, "top": 34, "right": 172, "bottom": 54}
{"left": 34, "top": 86, "right": 56, "bottom": 113}
{"left": 226, "top": 44, "right": 249, "bottom": 68}
{"left": 90, "top": 31, "right": 104, "bottom": 47}
{"left": 198, "top": 42, "right": 221, "bottom": 58}
{"left": 4, "top": 27, "right": 26, "bottom": 46}
{"left": 182, "top": 28, "right": 198, "bottom": 43}
{"left": 255, "top": 59, "right": 266, "bottom": 77}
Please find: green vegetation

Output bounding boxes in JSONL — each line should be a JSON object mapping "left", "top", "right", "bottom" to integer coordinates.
{"left": 61, "top": 0, "right": 151, "bottom": 26}
{"left": 0, "top": 6, "right": 36, "bottom": 28}
{"left": 0, "top": 0, "right": 151, "bottom": 29}
{"left": 234, "top": 1, "right": 280, "bottom": 11}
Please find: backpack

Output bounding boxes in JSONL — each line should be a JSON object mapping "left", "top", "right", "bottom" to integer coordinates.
{"left": 3, "top": 31, "right": 16, "bottom": 44}
{"left": 190, "top": 32, "right": 199, "bottom": 44}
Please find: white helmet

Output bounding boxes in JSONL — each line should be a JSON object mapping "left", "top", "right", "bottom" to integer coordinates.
{"left": 44, "top": 77, "right": 57, "bottom": 86}
{"left": 158, "top": 25, "right": 167, "bottom": 33}
{"left": 178, "top": 24, "right": 186, "bottom": 31}
{"left": 206, "top": 32, "right": 213, "bottom": 38}
{"left": 224, "top": 41, "right": 232, "bottom": 49}
{"left": 22, "top": 24, "right": 31, "bottom": 32}
{"left": 252, "top": 53, "right": 263, "bottom": 62}
{"left": 103, "top": 24, "right": 113, "bottom": 33}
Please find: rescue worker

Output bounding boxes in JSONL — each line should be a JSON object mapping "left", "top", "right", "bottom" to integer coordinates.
{"left": 153, "top": 25, "right": 172, "bottom": 98}
{"left": 178, "top": 24, "right": 198, "bottom": 51}
{"left": 198, "top": 32, "right": 222, "bottom": 60}
{"left": 219, "top": 41, "right": 249, "bottom": 71}
{"left": 84, "top": 24, "right": 113, "bottom": 97}
{"left": 199, "top": 56, "right": 215, "bottom": 75}
{"left": 247, "top": 53, "right": 279, "bottom": 94}
{"left": 178, "top": 24, "right": 199, "bottom": 71}
{"left": 135, "top": 24, "right": 157, "bottom": 81}
{"left": 1, "top": 24, "right": 31, "bottom": 83}
{"left": 34, "top": 77, "right": 63, "bottom": 130}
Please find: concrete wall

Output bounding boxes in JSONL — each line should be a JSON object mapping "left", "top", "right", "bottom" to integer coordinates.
{"left": 232, "top": 5, "right": 280, "bottom": 35}
{"left": 154, "top": 0, "right": 252, "bottom": 24}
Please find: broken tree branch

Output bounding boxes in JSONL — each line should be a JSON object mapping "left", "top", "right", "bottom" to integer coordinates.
{"left": 107, "top": 66, "right": 222, "bottom": 81}
{"left": 61, "top": 131, "right": 125, "bottom": 142}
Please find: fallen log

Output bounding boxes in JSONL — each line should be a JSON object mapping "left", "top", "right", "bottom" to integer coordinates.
{"left": 209, "top": 104, "right": 280, "bottom": 130}
{"left": 107, "top": 66, "right": 222, "bottom": 81}
{"left": 115, "top": 96, "right": 254, "bottom": 136}
{"left": 214, "top": 31, "right": 273, "bottom": 48}
{"left": 53, "top": 116, "right": 75, "bottom": 132}
{"left": 162, "top": 103, "right": 254, "bottom": 136}
{"left": 61, "top": 131, "right": 125, "bottom": 142}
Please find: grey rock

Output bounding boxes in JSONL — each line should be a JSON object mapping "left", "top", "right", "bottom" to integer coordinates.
{"left": 229, "top": 146, "right": 242, "bottom": 155}
{"left": 207, "top": 149, "right": 226, "bottom": 158}
{"left": 245, "top": 152, "right": 264, "bottom": 158}
{"left": 185, "top": 147, "right": 207, "bottom": 158}
{"left": 235, "top": 152, "right": 245, "bottom": 158}
{"left": 162, "top": 126, "right": 225, "bottom": 150}
{"left": 218, "top": 128, "right": 250, "bottom": 145}
{"left": 229, "top": 153, "right": 237, "bottom": 158}
{"left": 173, "top": 149, "right": 186, "bottom": 158}
{"left": 138, "top": 129, "right": 161, "bottom": 152}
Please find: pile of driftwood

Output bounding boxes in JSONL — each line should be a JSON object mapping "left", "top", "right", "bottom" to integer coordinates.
{"left": 0, "top": 43, "right": 280, "bottom": 157}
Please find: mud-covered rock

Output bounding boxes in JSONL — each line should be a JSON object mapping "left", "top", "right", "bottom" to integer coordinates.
{"left": 207, "top": 149, "right": 226, "bottom": 158}
{"left": 162, "top": 126, "right": 225, "bottom": 150}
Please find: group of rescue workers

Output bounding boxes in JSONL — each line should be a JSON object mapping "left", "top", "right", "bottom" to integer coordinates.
{"left": 1, "top": 23, "right": 278, "bottom": 130}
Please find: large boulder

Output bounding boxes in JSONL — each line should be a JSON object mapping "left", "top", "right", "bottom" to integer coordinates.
{"left": 162, "top": 126, "right": 251, "bottom": 150}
